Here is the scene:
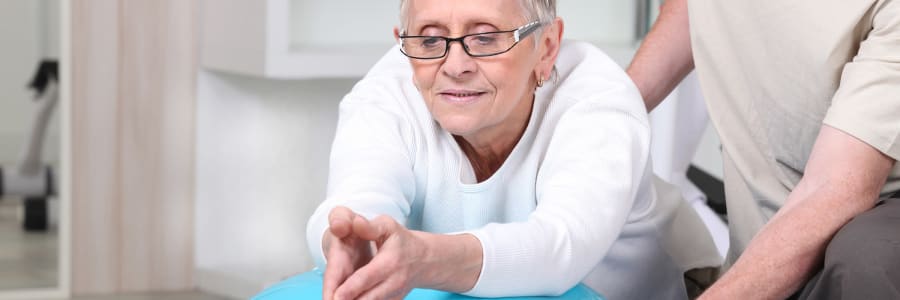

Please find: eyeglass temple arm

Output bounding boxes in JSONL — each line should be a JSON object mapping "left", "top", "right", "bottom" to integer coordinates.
{"left": 514, "top": 21, "right": 543, "bottom": 41}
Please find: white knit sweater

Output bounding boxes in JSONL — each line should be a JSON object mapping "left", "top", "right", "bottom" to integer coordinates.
{"left": 307, "top": 41, "right": 720, "bottom": 299}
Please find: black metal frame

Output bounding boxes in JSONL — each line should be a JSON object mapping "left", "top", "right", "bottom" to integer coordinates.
{"left": 399, "top": 21, "right": 545, "bottom": 59}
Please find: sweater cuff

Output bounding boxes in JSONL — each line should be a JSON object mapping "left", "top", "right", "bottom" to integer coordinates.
{"left": 457, "top": 227, "right": 532, "bottom": 297}
{"left": 306, "top": 209, "right": 332, "bottom": 271}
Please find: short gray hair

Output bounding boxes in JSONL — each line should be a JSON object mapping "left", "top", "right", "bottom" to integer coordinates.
{"left": 399, "top": 0, "right": 556, "bottom": 33}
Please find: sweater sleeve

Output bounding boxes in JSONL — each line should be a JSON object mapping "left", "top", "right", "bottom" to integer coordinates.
{"left": 305, "top": 79, "right": 417, "bottom": 271}
{"left": 463, "top": 84, "right": 651, "bottom": 297}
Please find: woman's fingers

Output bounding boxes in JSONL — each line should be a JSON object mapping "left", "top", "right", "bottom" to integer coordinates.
{"left": 328, "top": 213, "right": 417, "bottom": 299}
{"left": 328, "top": 206, "right": 357, "bottom": 238}
{"left": 322, "top": 238, "right": 357, "bottom": 300}
{"left": 323, "top": 207, "right": 363, "bottom": 299}
{"left": 356, "top": 275, "right": 412, "bottom": 300}
{"left": 338, "top": 216, "right": 425, "bottom": 300}
{"left": 335, "top": 249, "right": 410, "bottom": 300}
{"left": 324, "top": 214, "right": 377, "bottom": 300}
{"left": 333, "top": 260, "right": 389, "bottom": 300}
{"left": 353, "top": 215, "right": 396, "bottom": 244}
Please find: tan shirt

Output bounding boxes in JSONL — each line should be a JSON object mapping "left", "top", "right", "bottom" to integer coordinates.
{"left": 687, "top": 0, "right": 900, "bottom": 264}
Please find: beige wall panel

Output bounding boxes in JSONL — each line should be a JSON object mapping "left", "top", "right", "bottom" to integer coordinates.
{"left": 70, "top": 0, "right": 122, "bottom": 294}
{"left": 70, "top": 0, "right": 197, "bottom": 294}
{"left": 117, "top": 0, "right": 197, "bottom": 291}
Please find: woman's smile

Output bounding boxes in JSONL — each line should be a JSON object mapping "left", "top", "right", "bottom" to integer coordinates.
{"left": 438, "top": 88, "right": 488, "bottom": 104}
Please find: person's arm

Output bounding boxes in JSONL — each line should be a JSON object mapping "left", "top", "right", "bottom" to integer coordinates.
{"left": 328, "top": 87, "right": 650, "bottom": 299}
{"left": 702, "top": 2, "right": 900, "bottom": 297}
{"left": 626, "top": 0, "right": 693, "bottom": 112}
{"left": 309, "top": 48, "right": 489, "bottom": 299}
{"left": 701, "top": 126, "right": 896, "bottom": 299}
{"left": 316, "top": 115, "right": 482, "bottom": 300}
{"left": 305, "top": 67, "right": 420, "bottom": 298}
{"left": 305, "top": 95, "right": 417, "bottom": 270}
{"left": 310, "top": 107, "right": 418, "bottom": 299}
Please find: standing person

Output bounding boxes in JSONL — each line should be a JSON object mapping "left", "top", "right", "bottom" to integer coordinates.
{"left": 628, "top": 0, "right": 900, "bottom": 298}
{"left": 304, "top": 0, "right": 720, "bottom": 299}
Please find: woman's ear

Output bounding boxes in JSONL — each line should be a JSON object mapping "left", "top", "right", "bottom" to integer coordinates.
{"left": 537, "top": 18, "right": 564, "bottom": 79}
{"left": 394, "top": 27, "right": 402, "bottom": 43}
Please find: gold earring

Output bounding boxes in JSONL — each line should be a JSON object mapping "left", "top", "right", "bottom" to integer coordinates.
{"left": 537, "top": 76, "right": 545, "bottom": 87}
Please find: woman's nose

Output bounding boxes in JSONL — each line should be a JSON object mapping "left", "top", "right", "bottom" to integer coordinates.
{"left": 441, "top": 42, "right": 477, "bottom": 79}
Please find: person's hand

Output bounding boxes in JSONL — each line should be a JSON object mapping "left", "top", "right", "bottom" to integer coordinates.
{"left": 331, "top": 215, "right": 425, "bottom": 300}
{"left": 324, "top": 209, "right": 482, "bottom": 300}
{"left": 322, "top": 206, "right": 375, "bottom": 300}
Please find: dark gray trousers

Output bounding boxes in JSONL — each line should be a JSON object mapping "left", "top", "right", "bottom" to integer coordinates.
{"left": 795, "top": 196, "right": 900, "bottom": 299}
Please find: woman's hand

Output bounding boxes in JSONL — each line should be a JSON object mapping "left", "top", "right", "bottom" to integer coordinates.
{"left": 330, "top": 215, "right": 483, "bottom": 300}
{"left": 330, "top": 215, "right": 419, "bottom": 300}
{"left": 322, "top": 207, "right": 375, "bottom": 300}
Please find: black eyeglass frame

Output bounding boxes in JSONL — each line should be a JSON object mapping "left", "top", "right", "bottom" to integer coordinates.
{"left": 398, "top": 21, "right": 546, "bottom": 60}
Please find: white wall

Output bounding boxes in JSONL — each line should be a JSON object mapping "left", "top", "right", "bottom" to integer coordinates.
{"left": 290, "top": 1, "right": 398, "bottom": 48}
{"left": 559, "top": 1, "right": 636, "bottom": 44}
{"left": 195, "top": 70, "right": 355, "bottom": 293}
{"left": 0, "top": 0, "right": 60, "bottom": 166}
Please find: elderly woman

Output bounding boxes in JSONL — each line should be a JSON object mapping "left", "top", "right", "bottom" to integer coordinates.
{"left": 298, "top": 0, "right": 720, "bottom": 299}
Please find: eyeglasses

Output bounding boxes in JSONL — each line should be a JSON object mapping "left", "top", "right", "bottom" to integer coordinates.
{"left": 398, "top": 21, "right": 545, "bottom": 60}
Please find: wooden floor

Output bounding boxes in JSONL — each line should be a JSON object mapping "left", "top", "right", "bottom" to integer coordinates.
{"left": 70, "top": 291, "right": 234, "bottom": 300}
{"left": 0, "top": 199, "right": 58, "bottom": 291}
{"left": 1, "top": 199, "right": 236, "bottom": 299}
